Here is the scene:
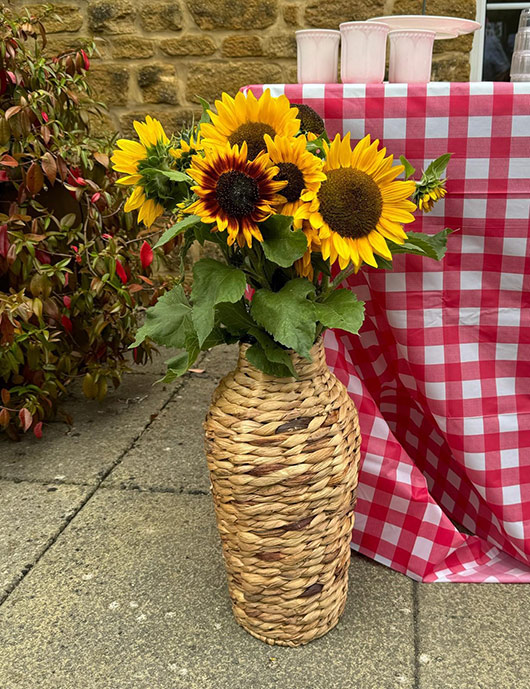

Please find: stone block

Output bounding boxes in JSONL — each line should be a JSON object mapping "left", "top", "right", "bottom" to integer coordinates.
{"left": 160, "top": 35, "right": 216, "bottom": 57}
{"left": 221, "top": 35, "right": 263, "bottom": 57}
{"left": 283, "top": 4, "right": 300, "bottom": 27}
{"left": 304, "top": 0, "right": 385, "bottom": 27}
{"left": 186, "top": 61, "right": 283, "bottom": 104}
{"left": 119, "top": 109, "right": 202, "bottom": 138}
{"left": 394, "top": 0, "right": 476, "bottom": 20}
{"left": 26, "top": 3, "right": 83, "bottom": 33}
{"left": 87, "top": 63, "right": 130, "bottom": 105}
{"left": 139, "top": 1, "right": 183, "bottom": 32}
{"left": 111, "top": 36, "right": 155, "bottom": 59}
{"left": 265, "top": 34, "right": 297, "bottom": 58}
{"left": 138, "top": 63, "right": 179, "bottom": 105}
{"left": 187, "top": 0, "right": 278, "bottom": 30}
{"left": 88, "top": 0, "right": 136, "bottom": 34}
{"left": 432, "top": 52, "right": 470, "bottom": 81}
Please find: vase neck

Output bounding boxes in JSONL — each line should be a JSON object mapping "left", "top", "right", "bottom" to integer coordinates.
{"left": 238, "top": 338, "right": 327, "bottom": 381}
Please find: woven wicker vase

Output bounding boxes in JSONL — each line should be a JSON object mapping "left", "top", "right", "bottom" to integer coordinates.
{"left": 204, "top": 338, "right": 361, "bottom": 647}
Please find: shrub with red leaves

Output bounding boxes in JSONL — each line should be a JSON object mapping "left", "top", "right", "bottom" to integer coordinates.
{"left": 0, "top": 4, "right": 177, "bottom": 439}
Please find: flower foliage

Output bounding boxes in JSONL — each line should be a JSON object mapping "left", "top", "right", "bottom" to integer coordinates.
{"left": 0, "top": 4, "right": 175, "bottom": 439}
{"left": 114, "top": 89, "right": 453, "bottom": 382}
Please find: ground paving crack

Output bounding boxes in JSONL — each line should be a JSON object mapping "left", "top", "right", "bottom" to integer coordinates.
{"left": 412, "top": 581, "right": 420, "bottom": 689}
{"left": 0, "top": 356, "right": 207, "bottom": 608}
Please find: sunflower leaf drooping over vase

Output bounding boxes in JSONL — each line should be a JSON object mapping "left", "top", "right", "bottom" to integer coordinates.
{"left": 113, "top": 89, "right": 453, "bottom": 646}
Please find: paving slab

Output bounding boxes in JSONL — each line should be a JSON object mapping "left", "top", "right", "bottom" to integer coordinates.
{"left": 103, "top": 345, "right": 238, "bottom": 493}
{"left": 0, "top": 490, "right": 414, "bottom": 689}
{"left": 0, "top": 352, "right": 191, "bottom": 486}
{"left": 417, "top": 582, "right": 530, "bottom": 689}
{"left": 0, "top": 479, "right": 89, "bottom": 602}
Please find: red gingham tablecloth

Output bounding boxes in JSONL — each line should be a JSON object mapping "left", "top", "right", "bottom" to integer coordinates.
{"left": 243, "top": 82, "right": 530, "bottom": 582}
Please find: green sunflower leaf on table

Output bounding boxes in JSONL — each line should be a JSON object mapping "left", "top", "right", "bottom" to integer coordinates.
{"left": 424, "top": 153, "right": 452, "bottom": 180}
{"left": 388, "top": 228, "right": 454, "bottom": 261}
{"left": 154, "top": 214, "right": 202, "bottom": 248}
{"left": 260, "top": 214, "right": 307, "bottom": 267}
{"left": 251, "top": 278, "right": 317, "bottom": 359}
{"left": 399, "top": 155, "right": 416, "bottom": 180}
{"left": 191, "top": 258, "right": 247, "bottom": 347}
{"left": 314, "top": 289, "right": 365, "bottom": 335}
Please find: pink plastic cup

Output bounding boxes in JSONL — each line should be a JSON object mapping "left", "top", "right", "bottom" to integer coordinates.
{"left": 388, "top": 29, "right": 436, "bottom": 83}
{"left": 340, "top": 21, "right": 389, "bottom": 83}
{"left": 296, "top": 30, "right": 341, "bottom": 83}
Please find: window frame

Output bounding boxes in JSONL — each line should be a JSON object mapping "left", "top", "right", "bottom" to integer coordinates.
{"left": 470, "top": 0, "right": 530, "bottom": 80}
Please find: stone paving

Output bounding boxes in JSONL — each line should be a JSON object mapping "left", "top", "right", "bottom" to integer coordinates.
{"left": 0, "top": 345, "right": 528, "bottom": 689}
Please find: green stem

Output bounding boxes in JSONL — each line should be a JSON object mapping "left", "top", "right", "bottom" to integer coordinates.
{"left": 330, "top": 264, "right": 357, "bottom": 291}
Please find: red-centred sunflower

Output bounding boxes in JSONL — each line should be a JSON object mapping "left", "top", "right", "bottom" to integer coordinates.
{"left": 185, "top": 141, "right": 286, "bottom": 248}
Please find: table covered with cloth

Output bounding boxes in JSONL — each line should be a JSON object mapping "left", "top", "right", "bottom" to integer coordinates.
{"left": 243, "top": 82, "right": 530, "bottom": 582}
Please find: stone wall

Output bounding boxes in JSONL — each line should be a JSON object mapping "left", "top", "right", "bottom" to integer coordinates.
{"left": 18, "top": 0, "right": 477, "bottom": 136}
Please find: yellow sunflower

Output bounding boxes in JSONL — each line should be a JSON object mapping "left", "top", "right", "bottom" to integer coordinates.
{"left": 112, "top": 116, "right": 172, "bottom": 227}
{"left": 290, "top": 102, "right": 326, "bottom": 141}
{"left": 200, "top": 89, "right": 301, "bottom": 160}
{"left": 264, "top": 134, "right": 326, "bottom": 226}
{"left": 171, "top": 130, "right": 203, "bottom": 161}
{"left": 185, "top": 141, "right": 286, "bottom": 248}
{"left": 417, "top": 183, "right": 447, "bottom": 212}
{"left": 303, "top": 133, "right": 417, "bottom": 270}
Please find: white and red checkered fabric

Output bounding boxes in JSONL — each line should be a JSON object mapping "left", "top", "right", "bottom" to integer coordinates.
{"left": 244, "top": 82, "right": 530, "bottom": 582}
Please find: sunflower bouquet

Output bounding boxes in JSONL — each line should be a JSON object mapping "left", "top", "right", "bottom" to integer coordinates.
{"left": 112, "top": 90, "right": 451, "bottom": 379}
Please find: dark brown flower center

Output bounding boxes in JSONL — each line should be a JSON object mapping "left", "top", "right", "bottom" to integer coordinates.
{"left": 318, "top": 168, "right": 383, "bottom": 239}
{"left": 215, "top": 170, "right": 260, "bottom": 217}
{"left": 274, "top": 162, "right": 305, "bottom": 203}
{"left": 228, "top": 122, "right": 276, "bottom": 160}
{"left": 290, "top": 103, "right": 325, "bottom": 136}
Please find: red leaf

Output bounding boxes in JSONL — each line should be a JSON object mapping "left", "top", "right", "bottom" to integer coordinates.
{"left": 1, "top": 388, "right": 10, "bottom": 405}
{"left": 0, "top": 154, "right": 18, "bottom": 168}
{"left": 140, "top": 241, "right": 153, "bottom": 270}
{"left": 33, "top": 421, "right": 43, "bottom": 439}
{"left": 115, "top": 259, "right": 127, "bottom": 284}
{"left": 5, "top": 105, "right": 22, "bottom": 120}
{"left": 41, "top": 152, "right": 57, "bottom": 186}
{"left": 61, "top": 315, "right": 73, "bottom": 333}
{"left": 0, "top": 224, "right": 9, "bottom": 258}
{"left": 63, "top": 295, "right": 71, "bottom": 309}
{"left": 26, "top": 162, "right": 44, "bottom": 195}
{"left": 35, "top": 249, "right": 51, "bottom": 264}
{"left": 19, "top": 407, "right": 32, "bottom": 432}
{"left": 41, "top": 111, "right": 49, "bottom": 123}
{"left": 93, "top": 152, "right": 109, "bottom": 168}
{"left": 138, "top": 275, "right": 154, "bottom": 285}
{"left": 91, "top": 192, "right": 101, "bottom": 203}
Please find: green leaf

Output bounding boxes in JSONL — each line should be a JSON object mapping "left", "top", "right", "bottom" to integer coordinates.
{"left": 424, "top": 153, "right": 452, "bottom": 179}
{"left": 194, "top": 222, "right": 218, "bottom": 245}
{"left": 131, "top": 284, "right": 192, "bottom": 349}
{"left": 249, "top": 326, "right": 296, "bottom": 377}
{"left": 251, "top": 278, "right": 316, "bottom": 358}
{"left": 156, "top": 169, "right": 191, "bottom": 182}
{"left": 197, "top": 96, "right": 211, "bottom": 124}
{"left": 389, "top": 228, "right": 453, "bottom": 261}
{"left": 160, "top": 351, "right": 190, "bottom": 383}
{"left": 260, "top": 214, "right": 307, "bottom": 267}
{"left": 399, "top": 155, "right": 416, "bottom": 180}
{"left": 191, "top": 259, "right": 246, "bottom": 347}
{"left": 246, "top": 343, "right": 294, "bottom": 379}
{"left": 216, "top": 301, "right": 256, "bottom": 336}
{"left": 154, "top": 214, "right": 202, "bottom": 248}
{"left": 314, "top": 289, "right": 365, "bottom": 335}
{"left": 375, "top": 255, "right": 394, "bottom": 271}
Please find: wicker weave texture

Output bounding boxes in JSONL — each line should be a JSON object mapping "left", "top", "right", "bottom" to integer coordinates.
{"left": 204, "top": 339, "right": 361, "bottom": 646}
